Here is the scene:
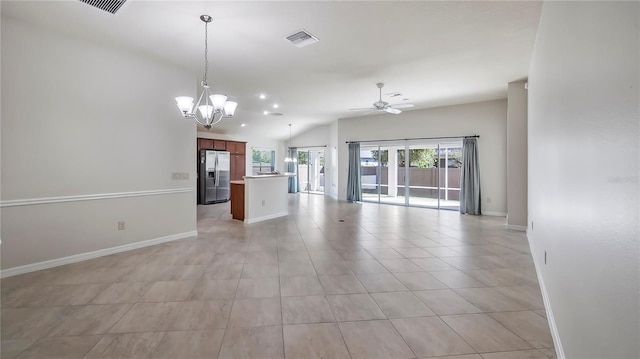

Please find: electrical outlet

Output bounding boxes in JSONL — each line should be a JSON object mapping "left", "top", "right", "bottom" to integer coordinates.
{"left": 118, "top": 221, "right": 125, "bottom": 230}
{"left": 486, "top": 197, "right": 492, "bottom": 203}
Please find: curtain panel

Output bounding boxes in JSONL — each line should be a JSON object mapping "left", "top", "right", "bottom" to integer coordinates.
{"left": 346, "top": 142, "right": 362, "bottom": 202}
{"left": 287, "top": 148, "right": 299, "bottom": 193}
{"left": 460, "top": 138, "right": 481, "bottom": 215}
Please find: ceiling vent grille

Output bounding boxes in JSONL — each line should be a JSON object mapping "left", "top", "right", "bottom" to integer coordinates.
{"left": 79, "top": 0, "right": 127, "bottom": 14}
{"left": 269, "top": 112, "right": 284, "bottom": 116}
{"left": 286, "top": 29, "right": 319, "bottom": 48}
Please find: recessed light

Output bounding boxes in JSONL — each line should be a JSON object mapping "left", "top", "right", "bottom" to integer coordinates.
{"left": 263, "top": 110, "right": 269, "bottom": 115}
{"left": 273, "top": 104, "right": 279, "bottom": 109}
{"left": 259, "top": 94, "right": 266, "bottom": 99}
{"left": 241, "top": 123, "right": 246, "bottom": 127}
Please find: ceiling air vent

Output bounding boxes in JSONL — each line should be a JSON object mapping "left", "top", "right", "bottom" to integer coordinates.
{"left": 269, "top": 112, "right": 284, "bottom": 116}
{"left": 286, "top": 29, "right": 319, "bottom": 48}
{"left": 79, "top": 0, "right": 127, "bottom": 14}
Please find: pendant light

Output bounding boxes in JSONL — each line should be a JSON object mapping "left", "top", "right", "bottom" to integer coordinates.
{"left": 285, "top": 124, "right": 297, "bottom": 163}
{"left": 175, "top": 15, "right": 238, "bottom": 129}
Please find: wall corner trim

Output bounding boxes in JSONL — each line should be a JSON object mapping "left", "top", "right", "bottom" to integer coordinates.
{"left": 244, "top": 212, "right": 288, "bottom": 224}
{"left": 507, "top": 224, "right": 527, "bottom": 231}
{"left": 482, "top": 211, "right": 507, "bottom": 217}
{"left": 0, "top": 230, "right": 198, "bottom": 278}
{"left": 528, "top": 235, "right": 566, "bottom": 359}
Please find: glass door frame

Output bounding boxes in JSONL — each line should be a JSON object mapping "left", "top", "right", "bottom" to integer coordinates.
{"left": 359, "top": 139, "right": 462, "bottom": 211}
{"left": 297, "top": 147, "right": 326, "bottom": 195}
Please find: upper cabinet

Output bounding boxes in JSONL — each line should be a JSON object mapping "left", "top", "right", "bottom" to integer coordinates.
{"left": 196, "top": 138, "right": 246, "bottom": 181}
{"left": 197, "top": 138, "right": 227, "bottom": 151}
{"left": 226, "top": 141, "right": 246, "bottom": 155}
{"left": 213, "top": 140, "right": 226, "bottom": 150}
{"left": 197, "top": 138, "right": 214, "bottom": 150}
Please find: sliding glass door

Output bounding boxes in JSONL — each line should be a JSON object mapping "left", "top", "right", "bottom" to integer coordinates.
{"left": 360, "top": 145, "right": 383, "bottom": 202}
{"left": 359, "top": 140, "right": 462, "bottom": 210}
{"left": 438, "top": 144, "right": 463, "bottom": 210}
{"left": 407, "top": 144, "right": 439, "bottom": 208}
{"left": 298, "top": 149, "right": 325, "bottom": 194}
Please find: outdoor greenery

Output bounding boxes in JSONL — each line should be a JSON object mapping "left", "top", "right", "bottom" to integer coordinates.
{"left": 297, "top": 151, "right": 308, "bottom": 165}
{"left": 371, "top": 148, "right": 437, "bottom": 168}
{"left": 296, "top": 151, "right": 325, "bottom": 166}
{"left": 252, "top": 149, "right": 272, "bottom": 164}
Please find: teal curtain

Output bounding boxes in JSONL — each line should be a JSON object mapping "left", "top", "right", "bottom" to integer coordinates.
{"left": 346, "top": 142, "right": 362, "bottom": 202}
{"left": 287, "top": 148, "right": 298, "bottom": 193}
{"left": 460, "top": 138, "right": 481, "bottom": 215}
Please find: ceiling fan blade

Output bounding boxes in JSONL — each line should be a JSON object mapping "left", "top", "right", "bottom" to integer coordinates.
{"left": 349, "top": 107, "right": 374, "bottom": 111}
{"left": 390, "top": 103, "right": 414, "bottom": 109}
{"left": 385, "top": 107, "right": 402, "bottom": 114}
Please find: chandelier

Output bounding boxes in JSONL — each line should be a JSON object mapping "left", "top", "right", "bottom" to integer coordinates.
{"left": 285, "top": 124, "right": 297, "bottom": 163}
{"left": 175, "top": 15, "right": 238, "bottom": 129}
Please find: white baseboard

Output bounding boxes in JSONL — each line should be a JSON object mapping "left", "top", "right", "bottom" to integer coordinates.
{"left": 0, "top": 230, "right": 198, "bottom": 278}
{"left": 244, "top": 212, "right": 288, "bottom": 224}
{"left": 528, "top": 238, "right": 565, "bottom": 359}
{"left": 483, "top": 211, "right": 507, "bottom": 217}
{"left": 507, "top": 224, "right": 527, "bottom": 231}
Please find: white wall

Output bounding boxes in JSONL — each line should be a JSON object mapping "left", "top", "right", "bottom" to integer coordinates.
{"left": 337, "top": 100, "right": 508, "bottom": 215}
{"left": 1, "top": 17, "right": 196, "bottom": 270}
{"left": 528, "top": 2, "right": 639, "bottom": 358}
{"left": 507, "top": 80, "right": 528, "bottom": 229}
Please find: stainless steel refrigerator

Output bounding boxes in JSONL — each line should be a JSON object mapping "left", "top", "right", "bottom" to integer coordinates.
{"left": 198, "top": 150, "right": 230, "bottom": 204}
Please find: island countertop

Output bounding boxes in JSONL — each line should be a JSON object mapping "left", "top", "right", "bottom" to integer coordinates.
{"left": 230, "top": 174, "right": 290, "bottom": 224}
{"left": 242, "top": 173, "right": 295, "bottom": 179}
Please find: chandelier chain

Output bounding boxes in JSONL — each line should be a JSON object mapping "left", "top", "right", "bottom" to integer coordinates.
{"left": 203, "top": 20, "right": 209, "bottom": 85}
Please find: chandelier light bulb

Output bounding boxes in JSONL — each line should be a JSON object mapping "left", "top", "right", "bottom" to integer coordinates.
{"left": 175, "top": 96, "right": 194, "bottom": 115}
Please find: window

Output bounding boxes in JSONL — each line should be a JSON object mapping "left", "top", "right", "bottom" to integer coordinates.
{"left": 252, "top": 148, "right": 276, "bottom": 175}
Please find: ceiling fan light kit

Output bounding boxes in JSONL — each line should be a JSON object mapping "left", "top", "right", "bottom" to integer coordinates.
{"left": 175, "top": 15, "right": 238, "bottom": 129}
{"left": 349, "top": 82, "right": 415, "bottom": 115}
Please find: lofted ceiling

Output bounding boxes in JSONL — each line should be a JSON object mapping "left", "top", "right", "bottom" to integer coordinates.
{"left": 1, "top": 1, "right": 542, "bottom": 141}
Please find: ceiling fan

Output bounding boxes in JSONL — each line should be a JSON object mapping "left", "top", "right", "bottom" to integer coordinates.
{"left": 349, "top": 83, "right": 415, "bottom": 114}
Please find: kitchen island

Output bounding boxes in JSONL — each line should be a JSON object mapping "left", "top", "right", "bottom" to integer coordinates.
{"left": 230, "top": 174, "right": 292, "bottom": 223}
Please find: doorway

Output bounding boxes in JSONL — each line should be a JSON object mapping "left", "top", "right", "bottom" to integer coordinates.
{"left": 297, "top": 149, "right": 325, "bottom": 194}
{"left": 359, "top": 140, "right": 462, "bottom": 210}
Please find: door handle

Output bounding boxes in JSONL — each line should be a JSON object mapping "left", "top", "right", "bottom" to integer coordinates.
{"left": 215, "top": 155, "right": 220, "bottom": 187}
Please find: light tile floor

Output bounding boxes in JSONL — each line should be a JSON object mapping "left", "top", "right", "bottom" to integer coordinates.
{"left": 1, "top": 194, "right": 556, "bottom": 359}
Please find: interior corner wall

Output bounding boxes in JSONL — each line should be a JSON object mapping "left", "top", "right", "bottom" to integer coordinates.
{"left": 337, "top": 100, "right": 508, "bottom": 215}
{"left": 1, "top": 17, "right": 197, "bottom": 271}
{"left": 506, "top": 80, "right": 528, "bottom": 229}
{"left": 528, "top": 2, "right": 639, "bottom": 358}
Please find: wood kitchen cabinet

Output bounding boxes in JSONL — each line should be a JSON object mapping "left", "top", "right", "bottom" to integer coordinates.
{"left": 226, "top": 141, "right": 246, "bottom": 155}
{"left": 230, "top": 181, "right": 245, "bottom": 221}
{"left": 212, "top": 140, "right": 226, "bottom": 150}
{"left": 230, "top": 153, "right": 246, "bottom": 181}
{"left": 197, "top": 138, "right": 246, "bottom": 181}
{"left": 197, "top": 138, "right": 214, "bottom": 150}
{"left": 197, "top": 138, "right": 226, "bottom": 150}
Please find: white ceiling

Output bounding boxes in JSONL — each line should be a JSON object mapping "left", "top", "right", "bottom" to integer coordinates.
{"left": 2, "top": 0, "right": 542, "bottom": 141}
